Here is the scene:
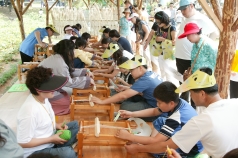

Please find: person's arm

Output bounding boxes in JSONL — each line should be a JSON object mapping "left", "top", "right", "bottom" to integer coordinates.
{"left": 34, "top": 31, "right": 46, "bottom": 47}
{"left": 91, "top": 88, "right": 139, "bottom": 104}
{"left": 75, "top": 50, "right": 93, "bottom": 66}
{"left": 19, "top": 133, "right": 66, "bottom": 148}
{"left": 116, "top": 77, "right": 130, "bottom": 86}
{"left": 84, "top": 47, "right": 94, "bottom": 53}
{"left": 124, "top": 138, "right": 178, "bottom": 155}
{"left": 93, "top": 64, "right": 114, "bottom": 73}
{"left": 144, "top": 30, "right": 155, "bottom": 50}
{"left": 99, "top": 69, "right": 120, "bottom": 78}
{"left": 141, "top": 24, "right": 150, "bottom": 45}
{"left": 171, "top": 30, "right": 176, "bottom": 46}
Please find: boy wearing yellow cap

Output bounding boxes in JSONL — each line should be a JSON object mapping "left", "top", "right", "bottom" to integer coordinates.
{"left": 123, "top": 67, "right": 238, "bottom": 158}
{"left": 91, "top": 55, "right": 163, "bottom": 121}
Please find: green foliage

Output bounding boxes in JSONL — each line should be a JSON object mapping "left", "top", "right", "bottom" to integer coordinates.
{"left": 0, "top": 64, "right": 17, "bottom": 86}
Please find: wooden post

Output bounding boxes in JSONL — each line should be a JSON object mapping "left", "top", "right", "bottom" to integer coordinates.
{"left": 68, "top": 0, "right": 72, "bottom": 9}
{"left": 210, "top": 0, "right": 222, "bottom": 22}
{"left": 231, "top": 18, "right": 238, "bottom": 32}
{"left": 44, "top": 0, "right": 49, "bottom": 26}
{"left": 215, "top": 0, "right": 238, "bottom": 98}
{"left": 197, "top": 0, "right": 223, "bottom": 32}
{"left": 16, "top": 0, "right": 25, "bottom": 40}
{"left": 117, "top": 0, "right": 120, "bottom": 31}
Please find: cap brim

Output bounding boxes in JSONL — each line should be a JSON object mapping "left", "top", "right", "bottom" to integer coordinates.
{"left": 50, "top": 27, "right": 60, "bottom": 36}
{"left": 178, "top": 30, "right": 200, "bottom": 39}
{"left": 177, "top": 5, "right": 188, "bottom": 10}
{"left": 35, "top": 75, "right": 68, "bottom": 92}
{"left": 119, "top": 60, "right": 138, "bottom": 69}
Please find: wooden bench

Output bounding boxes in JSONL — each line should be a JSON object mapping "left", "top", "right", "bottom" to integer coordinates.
{"left": 17, "top": 62, "right": 39, "bottom": 82}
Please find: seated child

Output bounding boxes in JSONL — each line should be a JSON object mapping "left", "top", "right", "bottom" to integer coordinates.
{"left": 115, "top": 81, "right": 203, "bottom": 157}
{"left": 71, "top": 37, "right": 102, "bottom": 68}
{"left": 17, "top": 67, "right": 79, "bottom": 158}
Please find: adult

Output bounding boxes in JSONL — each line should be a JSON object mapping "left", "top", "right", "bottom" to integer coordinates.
{"left": 19, "top": 25, "right": 59, "bottom": 63}
{"left": 109, "top": 29, "right": 133, "bottom": 54}
{"left": 178, "top": 22, "right": 217, "bottom": 74}
{"left": 92, "top": 55, "right": 163, "bottom": 121}
{"left": 0, "top": 119, "right": 24, "bottom": 158}
{"left": 17, "top": 66, "right": 79, "bottom": 158}
{"left": 175, "top": 0, "right": 219, "bottom": 102}
{"left": 124, "top": 0, "right": 133, "bottom": 14}
{"left": 39, "top": 39, "right": 94, "bottom": 115}
{"left": 168, "top": 2, "right": 176, "bottom": 26}
{"left": 63, "top": 25, "right": 73, "bottom": 39}
{"left": 123, "top": 67, "right": 238, "bottom": 158}
{"left": 115, "top": 82, "right": 203, "bottom": 157}
{"left": 145, "top": 11, "right": 177, "bottom": 83}
{"left": 119, "top": 8, "right": 133, "bottom": 43}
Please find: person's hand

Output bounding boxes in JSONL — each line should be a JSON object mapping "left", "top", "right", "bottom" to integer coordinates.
{"left": 39, "top": 42, "right": 47, "bottom": 48}
{"left": 167, "top": 149, "right": 182, "bottom": 158}
{"left": 56, "top": 123, "right": 68, "bottom": 130}
{"left": 116, "top": 85, "right": 129, "bottom": 91}
{"left": 125, "top": 143, "right": 140, "bottom": 155}
{"left": 156, "top": 36, "right": 165, "bottom": 42}
{"left": 93, "top": 72, "right": 102, "bottom": 76}
{"left": 91, "top": 96, "right": 103, "bottom": 104}
{"left": 90, "top": 78, "right": 95, "bottom": 86}
{"left": 115, "top": 129, "right": 131, "bottom": 140}
{"left": 143, "top": 43, "right": 148, "bottom": 50}
{"left": 50, "top": 132, "right": 67, "bottom": 144}
{"left": 86, "top": 69, "right": 94, "bottom": 79}
{"left": 119, "top": 110, "right": 134, "bottom": 118}
{"left": 140, "top": 41, "right": 145, "bottom": 45}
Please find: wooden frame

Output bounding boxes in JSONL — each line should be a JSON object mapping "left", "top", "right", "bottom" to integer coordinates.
{"left": 70, "top": 95, "right": 115, "bottom": 121}
{"left": 77, "top": 120, "right": 133, "bottom": 158}
{"left": 17, "top": 62, "right": 39, "bottom": 81}
{"left": 72, "top": 83, "right": 110, "bottom": 97}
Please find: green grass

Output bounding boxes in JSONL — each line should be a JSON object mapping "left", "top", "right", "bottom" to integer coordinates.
{"left": 0, "top": 64, "right": 18, "bottom": 86}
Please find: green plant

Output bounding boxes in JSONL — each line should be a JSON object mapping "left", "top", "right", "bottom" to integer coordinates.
{"left": 0, "top": 64, "right": 17, "bottom": 86}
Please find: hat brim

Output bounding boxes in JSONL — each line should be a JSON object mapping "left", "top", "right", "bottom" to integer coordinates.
{"left": 48, "top": 26, "right": 60, "bottom": 36}
{"left": 99, "top": 28, "right": 106, "bottom": 33}
{"left": 35, "top": 75, "right": 68, "bottom": 92}
{"left": 123, "top": 11, "right": 131, "bottom": 14}
{"left": 119, "top": 60, "right": 139, "bottom": 69}
{"left": 177, "top": 5, "right": 188, "bottom": 10}
{"left": 178, "top": 29, "right": 200, "bottom": 39}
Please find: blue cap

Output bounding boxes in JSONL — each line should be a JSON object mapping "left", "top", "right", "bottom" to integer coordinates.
{"left": 178, "top": 0, "right": 195, "bottom": 10}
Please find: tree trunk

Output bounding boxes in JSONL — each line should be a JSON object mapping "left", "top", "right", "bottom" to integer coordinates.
{"left": 231, "top": 18, "right": 238, "bottom": 32}
{"left": 17, "top": 0, "right": 25, "bottom": 40}
{"left": 215, "top": 0, "right": 238, "bottom": 99}
{"left": 210, "top": 0, "right": 222, "bottom": 22}
{"left": 44, "top": 0, "right": 49, "bottom": 26}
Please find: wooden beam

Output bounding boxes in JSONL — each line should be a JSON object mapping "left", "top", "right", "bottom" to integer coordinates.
{"left": 82, "top": 0, "right": 89, "bottom": 9}
{"left": 109, "top": 0, "right": 116, "bottom": 6}
{"left": 68, "top": 0, "right": 72, "bottom": 9}
{"left": 10, "top": 0, "right": 20, "bottom": 20}
{"left": 197, "top": 0, "right": 223, "bottom": 32}
{"left": 117, "top": 0, "right": 120, "bottom": 21}
{"left": 22, "top": 0, "right": 34, "bottom": 15}
{"left": 48, "top": 0, "right": 59, "bottom": 11}
{"left": 231, "top": 18, "right": 238, "bottom": 32}
{"left": 210, "top": 0, "right": 222, "bottom": 22}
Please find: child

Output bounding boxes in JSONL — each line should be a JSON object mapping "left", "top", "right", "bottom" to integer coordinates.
{"left": 72, "top": 37, "right": 102, "bottom": 68}
{"left": 63, "top": 25, "right": 73, "bottom": 39}
{"left": 115, "top": 81, "right": 203, "bottom": 157}
{"left": 17, "top": 67, "right": 79, "bottom": 158}
{"left": 92, "top": 55, "right": 163, "bottom": 122}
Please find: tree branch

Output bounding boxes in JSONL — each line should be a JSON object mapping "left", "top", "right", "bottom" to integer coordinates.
{"left": 23, "top": 0, "right": 34, "bottom": 15}
{"left": 48, "top": 0, "right": 58, "bottom": 11}
{"left": 210, "top": 0, "right": 222, "bottom": 22}
{"left": 10, "top": 0, "right": 21, "bottom": 20}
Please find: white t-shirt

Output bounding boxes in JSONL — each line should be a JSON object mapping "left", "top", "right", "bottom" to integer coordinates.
{"left": 123, "top": 50, "right": 134, "bottom": 59}
{"left": 17, "top": 94, "right": 55, "bottom": 158}
{"left": 175, "top": 11, "right": 218, "bottom": 60}
{"left": 63, "top": 34, "right": 72, "bottom": 40}
{"left": 172, "top": 99, "right": 238, "bottom": 158}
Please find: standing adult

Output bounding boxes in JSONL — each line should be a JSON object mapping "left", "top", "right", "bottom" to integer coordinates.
{"left": 124, "top": 0, "right": 133, "bottom": 14}
{"left": 109, "top": 29, "right": 133, "bottom": 54}
{"left": 119, "top": 8, "right": 133, "bottom": 43}
{"left": 175, "top": 0, "right": 219, "bottom": 102}
{"left": 19, "top": 25, "right": 59, "bottom": 63}
{"left": 168, "top": 2, "right": 177, "bottom": 26}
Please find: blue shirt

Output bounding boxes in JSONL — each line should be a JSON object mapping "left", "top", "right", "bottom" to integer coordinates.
{"left": 131, "top": 71, "right": 163, "bottom": 108}
{"left": 119, "top": 17, "right": 132, "bottom": 36}
{"left": 191, "top": 36, "right": 218, "bottom": 73}
{"left": 20, "top": 28, "right": 48, "bottom": 57}
{"left": 118, "top": 37, "right": 133, "bottom": 54}
{"left": 153, "top": 99, "right": 203, "bottom": 157}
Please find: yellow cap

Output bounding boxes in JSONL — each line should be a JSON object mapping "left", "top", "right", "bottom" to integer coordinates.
{"left": 99, "top": 26, "right": 109, "bottom": 33}
{"left": 119, "top": 55, "right": 147, "bottom": 69}
{"left": 47, "top": 24, "right": 60, "bottom": 36}
{"left": 175, "top": 69, "right": 216, "bottom": 93}
{"left": 101, "top": 43, "right": 120, "bottom": 58}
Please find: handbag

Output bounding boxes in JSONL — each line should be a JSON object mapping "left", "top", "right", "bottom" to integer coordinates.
{"left": 183, "top": 40, "right": 206, "bottom": 81}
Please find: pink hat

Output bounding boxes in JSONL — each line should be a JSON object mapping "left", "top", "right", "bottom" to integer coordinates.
{"left": 65, "top": 26, "right": 73, "bottom": 31}
{"left": 178, "top": 23, "right": 201, "bottom": 39}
